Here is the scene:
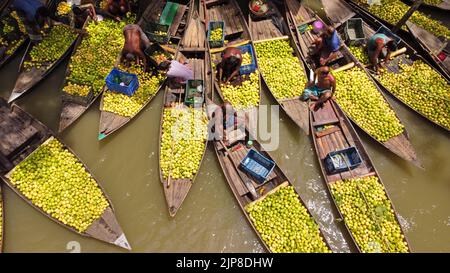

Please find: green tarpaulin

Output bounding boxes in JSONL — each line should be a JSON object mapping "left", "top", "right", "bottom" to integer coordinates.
{"left": 159, "top": 2, "right": 180, "bottom": 26}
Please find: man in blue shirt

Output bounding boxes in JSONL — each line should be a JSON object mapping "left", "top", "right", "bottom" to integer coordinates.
{"left": 12, "top": 0, "right": 50, "bottom": 42}
{"left": 313, "top": 26, "right": 341, "bottom": 66}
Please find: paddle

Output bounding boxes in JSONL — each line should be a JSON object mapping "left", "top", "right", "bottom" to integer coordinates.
{"left": 219, "top": 140, "right": 258, "bottom": 200}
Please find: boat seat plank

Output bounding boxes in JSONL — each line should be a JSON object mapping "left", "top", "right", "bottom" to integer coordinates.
{"left": 168, "top": 4, "right": 187, "bottom": 37}
{"left": 315, "top": 126, "right": 340, "bottom": 138}
{"left": 311, "top": 101, "right": 339, "bottom": 126}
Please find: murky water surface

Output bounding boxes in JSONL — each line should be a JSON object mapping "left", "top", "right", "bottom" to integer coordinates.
{"left": 0, "top": 0, "right": 449, "bottom": 252}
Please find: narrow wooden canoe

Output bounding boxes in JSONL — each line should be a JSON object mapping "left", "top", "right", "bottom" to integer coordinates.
{"left": 248, "top": 0, "right": 310, "bottom": 134}
{"left": 0, "top": 98, "right": 131, "bottom": 250}
{"left": 0, "top": 11, "right": 28, "bottom": 69}
{"left": 206, "top": 98, "right": 331, "bottom": 253}
{"left": 0, "top": 182, "right": 3, "bottom": 253}
{"left": 203, "top": 0, "right": 260, "bottom": 133}
{"left": 331, "top": 0, "right": 450, "bottom": 133}
{"left": 8, "top": 23, "right": 81, "bottom": 103}
{"left": 57, "top": 17, "right": 99, "bottom": 133}
{"left": 58, "top": 3, "right": 151, "bottom": 133}
{"left": 158, "top": 9, "right": 210, "bottom": 217}
{"left": 310, "top": 99, "right": 411, "bottom": 253}
{"left": 97, "top": 0, "right": 193, "bottom": 140}
{"left": 345, "top": 0, "right": 450, "bottom": 81}
{"left": 286, "top": 0, "right": 422, "bottom": 167}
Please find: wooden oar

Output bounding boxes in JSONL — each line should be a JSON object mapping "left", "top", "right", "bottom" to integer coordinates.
{"left": 219, "top": 140, "right": 258, "bottom": 200}
{"left": 332, "top": 62, "right": 355, "bottom": 73}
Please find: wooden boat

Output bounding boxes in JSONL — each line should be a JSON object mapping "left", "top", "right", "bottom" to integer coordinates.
{"left": 247, "top": 0, "right": 310, "bottom": 134}
{"left": 206, "top": 98, "right": 331, "bottom": 253}
{"left": 0, "top": 98, "right": 131, "bottom": 249}
{"left": 0, "top": 10, "right": 28, "bottom": 69}
{"left": 0, "top": 182, "right": 3, "bottom": 253}
{"left": 158, "top": 10, "right": 210, "bottom": 217}
{"left": 58, "top": 3, "right": 148, "bottom": 133}
{"left": 328, "top": 0, "right": 450, "bottom": 132}
{"left": 310, "top": 99, "right": 411, "bottom": 253}
{"left": 346, "top": 0, "right": 450, "bottom": 82}
{"left": 8, "top": 22, "right": 81, "bottom": 103}
{"left": 285, "top": 0, "right": 422, "bottom": 167}
{"left": 97, "top": 0, "right": 193, "bottom": 140}
{"left": 403, "top": 0, "right": 450, "bottom": 12}
{"left": 57, "top": 17, "right": 99, "bottom": 132}
{"left": 202, "top": 0, "right": 260, "bottom": 132}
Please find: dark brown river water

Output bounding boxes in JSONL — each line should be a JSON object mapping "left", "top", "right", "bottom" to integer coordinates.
{"left": 0, "top": 0, "right": 449, "bottom": 252}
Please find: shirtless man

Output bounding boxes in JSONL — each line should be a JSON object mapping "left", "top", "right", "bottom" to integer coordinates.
{"left": 301, "top": 66, "right": 336, "bottom": 110}
{"left": 120, "top": 24, "right": 150, "bottom": 70}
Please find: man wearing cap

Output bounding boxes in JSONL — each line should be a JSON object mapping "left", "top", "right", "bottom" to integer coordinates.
{"left": 367, "top": 33, "right": 397, "bottom": 72}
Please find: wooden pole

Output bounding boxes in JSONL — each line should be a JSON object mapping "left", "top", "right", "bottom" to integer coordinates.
{"left": 392, "top": 0, "right": 423, "bottom": 33}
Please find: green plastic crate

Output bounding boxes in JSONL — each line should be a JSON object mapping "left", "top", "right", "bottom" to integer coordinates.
{"left": 184, "top": 80, "right": 204, "bottom": 108}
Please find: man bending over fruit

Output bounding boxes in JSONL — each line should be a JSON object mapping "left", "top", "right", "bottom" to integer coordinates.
{"left": 217, "top": 47, "right": 242, "bottom": 84}
{"left": 121, "top": 24, "right": 151, "bottom": 70}
{"left": 367, "top": 33, "right": 397, "bottom": 73}
{"left": 301, "top": 66, "right": 336, "bottom": 110}
{"left": 12, "top": 0, "right": 51, "bottom": 42}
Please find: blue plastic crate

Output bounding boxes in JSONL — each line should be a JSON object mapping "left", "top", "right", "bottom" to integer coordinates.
{"left": 240, "top": 148, "right": 276, "bottom": 184}
{"left": 325, "top": 146, "right": 362, "bottom": 174}
{"left": 105, "top": 68, "right": 139, "bottom": 96}
{"left": 207, "top": 21, "right": 225, "bottom": 48}
{"left": 375, "top": 26, "right": 402, "bottom": 46}
{"left": 237, "top": 43, "right": 256, "bottom": 75}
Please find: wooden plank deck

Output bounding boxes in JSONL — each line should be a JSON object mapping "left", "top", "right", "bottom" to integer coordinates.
{"left": 207, "top": 2, "right": 244, "bottom": 37}
{"left": 311, "top": 101, "right": 371, "bottom": 183}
